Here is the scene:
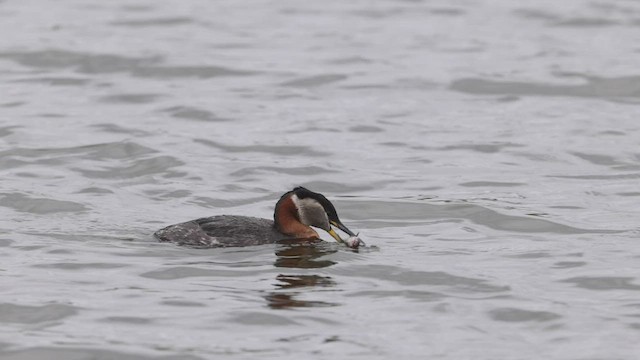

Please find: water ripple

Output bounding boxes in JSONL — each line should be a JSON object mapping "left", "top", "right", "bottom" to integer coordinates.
{"left": 162, "top": 106, "right": 230, "bottom": 122}
{"left": 140, "top": 266, "right": 254, "bottom": 280}
{"left": 489, "top": 307, "right": 561, "bottom": 322}
{"left": 336, "top": 265, "right": 509, "bottom": 293}
{"left": 338, "top": 200, "right": 612, "bottom": 234}
{"left": 0, "top": 49, "right": 256, "bottom": 79}
{"left": 194, "top": 139, "right": 330, "bottom": 157}
{"left": 562, "top": 276, "right": 640, "bottom": 291}
{"left": 74, "top": 155, "right": 184, "bottom": 179}
{"left": 0, "top": 303, "right": 78, "bottom": 324}
{"left": 450, "top": 75, "right": 640, "bottom": 103}
{"left": 280, "top": 74, "right": 348, "bottom": 88}
{"left": 0, "top": 348, "right": 203, "bottom": 360}
{"left": 111, "top": 17, "right": 194, "bottom": 27}
{"left": 0, "top": 193, "right": 87, "bottom": 214}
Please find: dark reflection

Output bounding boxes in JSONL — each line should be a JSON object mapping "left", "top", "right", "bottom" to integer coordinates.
{"left": 275, "top": 274, "right": 335, "bottom": 289}
{"left": 266, "top": 241, "right": 339, "bottom": 309}
{"left": 274, "top": 239, "right": 337, "bottom": 269}
{"left": 265, "top": 293, "right": 337, "bottom": 309}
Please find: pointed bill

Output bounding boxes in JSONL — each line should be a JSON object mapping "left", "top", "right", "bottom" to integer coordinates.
{"left": 327, "top": 227, "right": 345, "bottom": 243}
{"left": 330, "top": 220, "right": 356, "bottom": 237}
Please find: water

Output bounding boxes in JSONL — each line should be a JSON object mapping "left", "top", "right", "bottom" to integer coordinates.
{"left": 1, "top": 0, "right": 640, "bottom": 359}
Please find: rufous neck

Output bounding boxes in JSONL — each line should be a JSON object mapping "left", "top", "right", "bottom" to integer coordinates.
{"left": 275, "top": 194, "right": 319, "bottom": 239}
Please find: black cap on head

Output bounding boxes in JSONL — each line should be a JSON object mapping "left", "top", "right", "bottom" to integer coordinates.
{"left": 283, "top": 186, "right": 357, "bottom": 239}
{"left": 292, "top": 186, "right": 340, "bottom": 222}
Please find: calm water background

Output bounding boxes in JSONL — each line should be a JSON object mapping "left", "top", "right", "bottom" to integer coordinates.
{"left": 1, "top": 0, "right": 640, "bottom": 359}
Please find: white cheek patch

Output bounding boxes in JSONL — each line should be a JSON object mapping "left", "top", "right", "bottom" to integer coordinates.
{"left": 291, "top": 194, "right": 329, "bottom": 227}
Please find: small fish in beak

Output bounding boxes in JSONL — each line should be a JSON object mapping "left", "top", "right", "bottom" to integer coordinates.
{"left": 345, "top": 234, "right": 365, "bottom": 249}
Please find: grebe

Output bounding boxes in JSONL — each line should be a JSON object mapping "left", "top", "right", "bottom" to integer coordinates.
{"left": 154, "top": 187, "right": 361, "bottom": 248}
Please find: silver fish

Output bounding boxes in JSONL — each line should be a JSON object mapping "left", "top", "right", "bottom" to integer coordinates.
{"left": 346, "top": 234, "right": 365, "bottom": 248}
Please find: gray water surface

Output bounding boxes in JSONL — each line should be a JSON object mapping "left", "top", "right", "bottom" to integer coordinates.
{"left": 2, "top": 0, "right": 640, "bottom": 359}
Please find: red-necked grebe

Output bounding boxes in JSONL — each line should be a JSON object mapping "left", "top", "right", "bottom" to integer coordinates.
{"left": 154, "top": 187, "right": 363, "bottom": 248}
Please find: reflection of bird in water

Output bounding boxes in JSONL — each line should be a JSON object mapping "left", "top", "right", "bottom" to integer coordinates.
{"left": 154, "top": 187, "right": 358, "bottom": 248}
{"left": 275, "top": 274, "right": 335, "bottom": 289}
{"left": 274, "top": 239, "right": 339, "bottom": 269}
{"left": 266, "top": 275, "right": 338, "bottom": 309}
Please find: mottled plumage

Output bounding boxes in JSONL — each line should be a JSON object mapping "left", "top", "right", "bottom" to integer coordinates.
{"left": 154, "top": 215, "right": 292, "bottom": 248}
